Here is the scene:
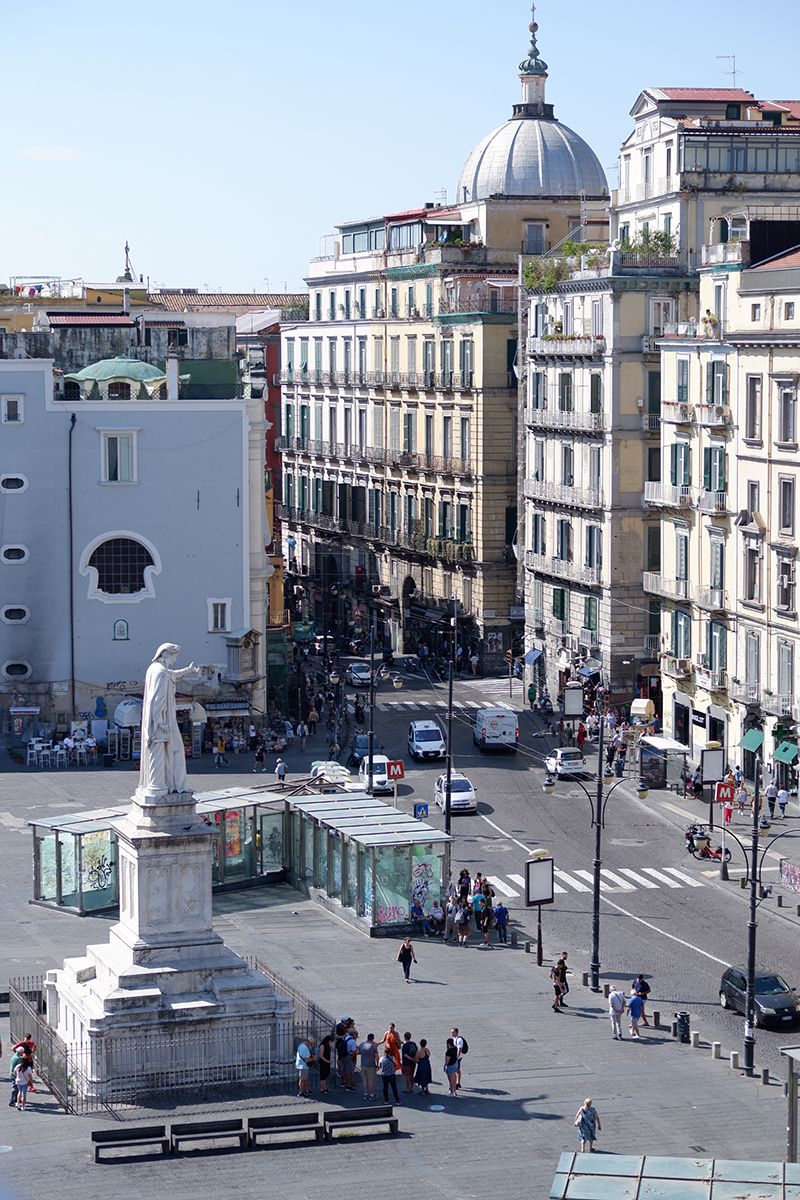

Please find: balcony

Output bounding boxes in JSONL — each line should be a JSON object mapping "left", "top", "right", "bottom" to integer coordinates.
{"left": 762, "top": 692, "right": 795, "bottom": 717}
{"left": 524, "top": 479, "right": 603, "bottom": 509}
{"left": 549, "top": 618, "right": 567, "bottom": 637}
{"left": 660, "top": 401, "right": 694, "bottom": 424}
{"left": 695, "top": 585, "right": 728, "bottom": 612}
{"left": 643, "top": 482, "right": 693, "bottom": 509}
{"left": 642, "top": 572, "right": 689, "bottom": 601}
{"left": 525, "top": 550, "right": 601, "bottom": 586}
{"left": 527, "top": 406, "right": 607, "bottom": 433}
{"left": 578, "top": 627, "right": 599, "bottom": 649}
{"left": 641, "top": 413, "right": 661, "bottom": 432}
{"left": 643, "top": 634, "right": 661, "bottom": 655}
{"left": 276, "top": 504, "right": 342, "bottom": 533}
{"left": 662, "top": 656, "right": 694, "bottom": 680}
{"left": 695, "top": 404, "right": 732, "bottom": 429}
{"left": 439, "top": 296, "right": 518, "bottom": 316}
{"left": 697, "top": 490, "right": 730, "bottom": 515}
{"left": 695, "top": 665, "right": 729, "bottom": 692}
{"left": 731, "top": 681, "right": 761, "bottom": 706}
{"left": 527, "top": 336, "right": 605, "bottom": 358}
{"left": 702, "top": 241, "right": 750, "bottom": 268}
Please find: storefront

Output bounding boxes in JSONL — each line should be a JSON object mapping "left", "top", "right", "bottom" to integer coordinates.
{"left": 285, "top": 794, "right": 451, "bottom": 935}
{"left": 8, "top": 706, "right": 40, "bottom": 746}
{"left": 773, "top": 737, "right": 799, "bottom": 794}
{"left": 203, "top": 698, "right": 253, "bottom": 754}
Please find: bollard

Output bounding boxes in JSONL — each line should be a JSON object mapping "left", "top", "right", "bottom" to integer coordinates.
{"left": 712, "top": 1042, "right": 721, "bottom": 1059}
{"left": 671, "top": 1022, "right": 678, "bottom": 1038}
{"left": 511, "top": 929, "right": 518, "bottom": 947}
{"left": 524, "top": 941, "right": 531, "bottom": 954}
{"left": 761, "top": 1068, "right": 770, "bottom": 1085}
{"left": 740, "top": 877, "right": 748, "bottom": 890}
{"left": 603, "top": 983, "right": 610, "bottom": 998}
{"left": 653, "top": 1011, "right": 660, "bottom": 1028}
{"left": 582, "top": 972, "right": 589, "bottom": 988}
{"left": 796, "top": 903, "right": 800, "bottom": 918}
{"left": 777, "top": 895, "right": 784, "bottom": 908}
{"left": 675, "top": 1012, "right": 691, "bottom": 1044}
{"left": 730, "top": 1051, "right": 739, "bottom": 1069}
{"left": 691, "top": 1031, "right": 700, "bottom": 1048}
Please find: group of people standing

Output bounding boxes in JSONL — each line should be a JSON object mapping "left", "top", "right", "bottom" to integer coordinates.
{"left": 9, "top": 1033, "right": 36, "bottom": 1111}
{"left": 296, "top": 1018, "right": 467, "bottom": 1102}
{"left": 444, "top": 870, "right": 509, "bottom": 948}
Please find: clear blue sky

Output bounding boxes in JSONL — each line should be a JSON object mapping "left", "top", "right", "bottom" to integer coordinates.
{"left": 2, "top": 0, "right": 798, "bottom": 295}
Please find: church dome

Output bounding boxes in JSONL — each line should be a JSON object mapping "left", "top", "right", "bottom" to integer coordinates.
{"left": 457, "top": 16, "right": 608, "bottom": 203}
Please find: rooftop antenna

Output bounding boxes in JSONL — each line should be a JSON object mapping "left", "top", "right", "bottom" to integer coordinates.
{"left": 717, "top": 54, "right": 748, "bottom": 89}
{"left": 281, "top": 280, "right": 288, "bottom": 292}
{"left": 435, "top": 188, "right": 447, "bottom": 206}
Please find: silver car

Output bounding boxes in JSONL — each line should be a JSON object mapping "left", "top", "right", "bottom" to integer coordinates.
{"left": 434, "top": 772, "right": 477, "bottom": 814}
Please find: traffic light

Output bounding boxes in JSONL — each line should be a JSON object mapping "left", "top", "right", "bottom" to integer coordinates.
{"left": 506, "top": 650, "right": 513, "bottom": 665}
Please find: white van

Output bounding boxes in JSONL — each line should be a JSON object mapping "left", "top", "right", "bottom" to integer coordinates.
{"left": 407, "top": 719, "right": 447, "bottom": 761}
{"left": 473, "top": 709, "right": 519, "bottom": 753}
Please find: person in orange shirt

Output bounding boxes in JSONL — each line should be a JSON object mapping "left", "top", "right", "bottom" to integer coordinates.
{"left": 380, "top": 1022, "right": 401, "bottom": 1068}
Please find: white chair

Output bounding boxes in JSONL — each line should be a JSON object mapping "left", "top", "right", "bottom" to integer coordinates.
{"left": 75, "top": 744, "right": 87, "bottom": 766}
{"left": 55, "top": 747, "right": 68, "bottom": 768}
{"left": 39, "top": 747, "right": 53, "bottom": 768}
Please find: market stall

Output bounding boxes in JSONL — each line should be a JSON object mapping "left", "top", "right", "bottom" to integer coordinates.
{"left": 203, "top": 697, "right": 252, "bottom": 754}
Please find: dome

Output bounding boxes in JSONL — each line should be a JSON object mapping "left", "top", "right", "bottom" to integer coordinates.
{"left": 457, "top": 118, "right": 608, "bottom": 202}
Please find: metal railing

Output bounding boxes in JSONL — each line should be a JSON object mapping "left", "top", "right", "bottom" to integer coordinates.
{"left": 762, "top": 692, "right": 795, "bottom": 717}
{"left": 697, "top": 490, "right": 729, "bottom": 515}
{"left": 731, "top": 681, "right": 760, "bottom": 705}
{"left": 662, "top": 656, "right": 694, "bottom": 680}
{"left": 660, "top": 402, "right": 694, "bottom": 424}
{"left": 641, "top": 414, "right": 661, "bottom": 432}
{"left": 524, "top": 550, "right": 601, "bottom": 585}
{"left": 643, "top": 572, "right": 689, "bottom": 600}
{"left": 695, "top": 404, "right": 732, "bottom": 428}
{"left": 527, "top": 336, "right": 605, "bottom": 357}
{"left": 643, "top": 482, "right": 693, "bottom": 508}
{"left": 643, "top": 634, "right": 660, "bottom": 654}
{"left": 439, "top": 296, "right": 518, "bottom": 315}
{"left": 524, "top": 479, "right": 603, "bottom": 509}
{"left": 527, "top": 407, "right": 607, "bottom": 433}
{"left": 695, "top": 585, "right": 728, "bottom": 611}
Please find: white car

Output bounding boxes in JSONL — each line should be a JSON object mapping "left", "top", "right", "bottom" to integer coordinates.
{"left": 544, "top": 748, "right": 588, "bottom": 777}
{"left": 434, "top": 772, "right": 477, "bottom": 814}
{"left": 358, "top": 754, "right": 392, "bottom": 794}
{"left": 345, "top": 662, "right": 371, "bottom": 688}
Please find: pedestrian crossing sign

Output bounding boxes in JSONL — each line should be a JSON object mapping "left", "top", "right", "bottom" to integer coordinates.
{"left": 414, "top": 804, "right": 429, "bottom": 820}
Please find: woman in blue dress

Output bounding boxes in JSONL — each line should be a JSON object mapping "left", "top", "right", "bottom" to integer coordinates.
{"left": 575, "top": 1098, "right": 601, "bottom": 1152}
{"left": 414, "top": 1039, "right": 432, "bottom": 1095}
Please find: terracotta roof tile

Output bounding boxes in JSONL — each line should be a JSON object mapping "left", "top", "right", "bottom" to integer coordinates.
{"left": 150, "top": 292, "right": 305, "bottom": 312}
{"left": 658, "top": 87, "right": 755, "bottom": 102}
{"left": 46, "top": 313, "right": 134, "bottom": 326}
{"left": 753, "top": 245, "right": 800, "bottom": 269}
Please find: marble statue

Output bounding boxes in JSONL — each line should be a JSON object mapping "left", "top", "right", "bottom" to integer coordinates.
{"left": 139, "top": 643, "right": 199, "bottom": 794}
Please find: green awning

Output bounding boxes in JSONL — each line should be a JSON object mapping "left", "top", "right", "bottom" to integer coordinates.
{"left": 738, "top": 729, "right": 764, "bottom": 752}
{"left": 773, "top": 741, "right": 799, "bottom": 764}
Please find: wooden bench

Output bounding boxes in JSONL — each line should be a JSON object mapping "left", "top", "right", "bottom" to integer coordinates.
{"left": 323, "top": 1105, "right": 398, "bottom": 1141}
{"left": 247, "top": 1112, "right": 323, "bottom": 1147}
{"left": 170, "top": 1118, "right": 247, "bottom": 1154}
{"left": 91, "top": 1125, "right": 169, "bottom": 1163}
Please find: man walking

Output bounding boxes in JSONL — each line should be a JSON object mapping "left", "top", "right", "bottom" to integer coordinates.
{"left": 778, "top": 784, "right": 790, "bottom": 818}
{"left": 630, "top": 974, "right": 651, "bottom": 1025}
{"left": 494, "top": 900, "right": 509, "bottom": 944}
{"left": 555, "top": 951, "right": 570, "bottom": 1007}
{"left": 275, "top": 758, "right": 288, "bottom": 788}
{"left": 451, "top": 1027, "right": 465, "bottom": 1089}
{"left": 765, "top": 780, "right": 778, "bottom": 819}
{"left": 442, "top": 896, "right": 458, "bottom": 944}
{"left": 627, "top": 990, "right": 644, "bottom": 1039}
{"left": 296, "top": 720, "right": 309, "bottom": 751}
{"left": 608, "top": 984, "right": 627, "bottom": 1040}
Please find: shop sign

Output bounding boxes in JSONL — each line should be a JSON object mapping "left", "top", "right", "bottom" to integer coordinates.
{"left": 692, "top": 710, "right": 707, "bottom": 727}
{"left": 205, "top": 700, "right": 250, "bottom": 712}
{"left": 695, "top": 666, "right": 711, "bottom": 689}
{"left": 508, "top": 606, "right": 525, "bottom": 620}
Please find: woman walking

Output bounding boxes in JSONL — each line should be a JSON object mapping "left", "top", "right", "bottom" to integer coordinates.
{"left": 14, "top": 1056, "right": 32, "bottom": 1111}
{"left": 455, "top": 900, "right": 471, "bottom": 947}
{"left": 396, "top": 936, "right": 417, "bottom": 983}
{"left": 458, "top": 869, "right": 471, "bottom": 900}
{"left": 444, "top": 1038, "right": 459, "bottom": 1096}
{"left": 379, "top": 1047, "right": 401, "bottom": 1104}
{"left": 414, "top": 1039, "right": 432, "bottom": 1095}
{"left": 318, "top": 1035, "right": 333, "bottom": 1095}
{"left": 574, "top": 1098, "right": 601, "bottom": 1152}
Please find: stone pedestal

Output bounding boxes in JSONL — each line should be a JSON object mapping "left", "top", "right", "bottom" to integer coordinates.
{"left": 46, "top": 785, "right": 293, "bottom": 1097}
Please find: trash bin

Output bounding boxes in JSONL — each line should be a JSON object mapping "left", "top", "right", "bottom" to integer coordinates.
{"left": 675, "top": 1011, "right": 690, "bottom": 1043}
{"left": 614, "top": 757, "right": 624, "bottom": 777}
{"left": 103, "top": 753, "right": 115, "bottom": 768}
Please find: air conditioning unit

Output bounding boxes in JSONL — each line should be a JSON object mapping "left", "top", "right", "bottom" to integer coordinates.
{"left": 372, "top": 584, "right": 382, "bottom": 595}
{"left": 677, "top": 658, "right": 692, "bottom": 673}
{"left": 679, "top": 403, "right": 692, "bottom": 417}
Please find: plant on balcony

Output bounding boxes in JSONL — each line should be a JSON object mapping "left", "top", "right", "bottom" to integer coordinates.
{"left": 619, "top": 229, "right": 678, "bottom": 258}
{"left": 524, "top": 257, "right": 571, "bottom": 293}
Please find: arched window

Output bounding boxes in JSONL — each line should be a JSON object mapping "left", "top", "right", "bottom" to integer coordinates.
{"left": 107, "top": 382, "right": 131, "bottom": 401}
{"left": 88, "top": 537, "right": 154, "bottom": 595}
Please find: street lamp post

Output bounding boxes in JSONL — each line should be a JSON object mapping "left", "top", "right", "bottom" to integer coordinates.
{"left": 366, "top": 609, "right": 402, "bottom": 795}
{"left": 744, "top": 754, "right": 762, "bottom": 1076}
{"left": 444, "top": 599, "right": 457, "bottom": 837}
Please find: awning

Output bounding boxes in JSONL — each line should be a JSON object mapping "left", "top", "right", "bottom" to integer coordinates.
{"left": 640, "top": 735, "right": 690, "bottom": 753}
{"left": 577, "top": 665, "right": 600, "bottom": 678}
{"left": 773, "top": 741, "right": 799, "bottom": 764}
{"left": 10, "top": 707, "right": 40, "bottom": 715}
{"left": 630, "top": 699, "right": 655, "bottom": 719}
{"left": 738, "top": 729, "right": 764, "bottom": 752}
{"left": 524, "top": 647, "right": 543, "bottom": 664}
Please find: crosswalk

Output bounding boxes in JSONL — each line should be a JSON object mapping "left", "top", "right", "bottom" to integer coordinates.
{"left": 347, "top": 698, "right": 516, "bottom": 714}
{"left": 484, "top": 865, "right": 705, "bottom": 898}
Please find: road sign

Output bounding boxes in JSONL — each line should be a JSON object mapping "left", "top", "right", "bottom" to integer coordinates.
{"left": 413, "top": 803, "right": 428, "bottom": 820}
{"left": 387, "top": 760, "right": 405, "bottom": 780}
{"left": 715, "top": 781, "right": 734, "bottom": 805}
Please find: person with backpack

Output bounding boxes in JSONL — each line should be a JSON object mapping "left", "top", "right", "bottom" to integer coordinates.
{"left": 549, "top": 962, "right": 563, "bottom": 1012}
{"left": 253, "top": 742, "right": 266, "bottom": 773}
{"left": 450, "top": 1027, "right": 467, "bottom": 1090}
{"left": 630, "top": 974, "right": 651, "bottom": 1026}
{"left": 455, "top": 900, "right": 471, "bottom": 947}
{"left": 400, "top": 1032, "right": 418, "bottom": 1093}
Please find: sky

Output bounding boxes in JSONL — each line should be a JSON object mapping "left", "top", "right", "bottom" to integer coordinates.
{"left": 2, "top": 0, "right": 800, "bottom": 295}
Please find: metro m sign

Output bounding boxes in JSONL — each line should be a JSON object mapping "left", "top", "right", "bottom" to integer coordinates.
{"left": 715, "top": 781, "right": 734, "bottom": 806}
{"left": 387, "top": 760, "right": 405, "bottom": 780}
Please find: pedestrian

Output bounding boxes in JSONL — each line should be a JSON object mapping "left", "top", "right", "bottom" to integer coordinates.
{"left": 472, "top": 889, "right": 486, "bottom": 935}
{"left": 778, "top": 785, "right": 790, "bottom": 818}
{"left": 295, "top": 1038, "right": 316, "bottom": 1098}
{"left": 8, "top": 1044, "right": 21, "bottom": 1108}
{"left": 577, "top": 724, "right": 586, "bottom": 751}
{"left": 307, "top": 706, "right": 319, "bottom": 735}
{"left": 557, "top": 720, "right": 565, "bottom": 747}
{"left": 443, "top": 896, "right": 459, "bottom": 944}
{"left": 469, "top": 650, "right": 479, "bottom": 676}
{"left": 275, "top": 758, "right": 288, "bottom": 788}
{"left": 284, "top": 718, "right": 294, "bottom": 747}
{"left": 318, "top": 1035, "right": 333, "bottom": 1095}
{"left": 723, "top": 792, "right": 733, "bottom": 825}
{"left": 455, "top": 900, "right": 471, "bottom": 946}
{"left": 296, "top": 720, "right": 309, "bottom": 751}
{"left": 734, "top": 764, "right": 743, "bottom": 787}
{"left": 400, "top": 1033, "right": 418, "bottom": 1093}
{"left": 456, "top": 646, "right": 463, "bottom": 674}
{"left": 444, "top": 1038, "right": 459, "bottom": 1096}
{"left": 414, "top": 1039, "right": 432, "bottom": 1095}
{"left": 14, "top": 1056, "right": 32, "bottom": 1111}
{"left": 482, "top": 895, "right": 495, "bottom": 946}
{"left": 549, "top": 962, "right": 563, "bottom": 1012}
{"left": 379, "top": 1047, "right": 401, "bottom": 1104}
{"left": 249, "top": 722, "right": 257, "bottom": 752}
{"left": 494, "top": 900, "right": 509, "bottom": 943}
{"left": 574, "top": 1098, "right": 601, "bottom": 1152}
{"left": 765, "top": 781, "right": 778, "bottom": 819}
{"left": 214, "top": 736, "right": 227, "bottom": 769}
{"left": 458, "top": 868, "right": 471, "bottom": 900}
{"left": 608, "top": 984, "right": 627, "bottom": 1040}
{"left": 451, "top": 1027, "right": 465, "bottom": 1090}
{"left": 445, "top": 873, "right": 457, "bottom": 902}
{"left": 627, "top": 989, "right": 644, "bottom": 1039}
{"left": 358, "top": 1034, "right": 379, "bottom": 1099}
{"left": 528, "top": 682, "right": 536, "bottom": 710}
{"left": 736, "top": 782, "right": 747, "bottom": 815}
{"left": 328, "top": 740, "right": 340, "bottom": 762}
{"left": 630, "top": 974, "right": 651, "bottom": 1026}
{"left": 555, "top": 951, "right": 569, "bottom": 1007}
{"left": 380, "top": 1022, "right": 402, "bottom": 1070}
{"left": 396, "top": 936, "right": 417, "bottom": 984}
{"left": 253, "top": 742, "right": 266, "bottom": 773}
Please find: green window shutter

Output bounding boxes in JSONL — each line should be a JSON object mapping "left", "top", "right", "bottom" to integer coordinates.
{"left": 683, "top": 446, "right": 690, "bottom": 485}
{"left": 719, "top": 449, "right": 726, "bottom": 490}
{"left": 721, "top": 363, "right": 728, "bottom": 405}
{"left": 703, "top": 447, "right": 711, "bottom": 490}
{"left": 706, "top": 363, "right": 714, "bottom": 404}
{"left": 670, "top": 444, "right": 678, "bottom": 486}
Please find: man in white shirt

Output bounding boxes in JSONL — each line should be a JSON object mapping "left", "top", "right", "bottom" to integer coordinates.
{"left": 451, "top": 1027, "right": 464, "bottom": 1088}
{"left": 608, "top": 985, "right": 627, "bottom": 1040}
{"left": 295, "top": 1038, "right": 316, "bottom": 1097}
{"left": 778, "top": 786, "right": 790, "bottom": 818}
{"left": 428, "top": 899, "right": 444, "bottom": 935}
{"left": 63, "top": 735, "right": 75, "bottom": 763}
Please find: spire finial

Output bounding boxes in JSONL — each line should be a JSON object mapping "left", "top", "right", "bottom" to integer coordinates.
{"left": 519, "top": 4, "right": 548, "bottom": 76}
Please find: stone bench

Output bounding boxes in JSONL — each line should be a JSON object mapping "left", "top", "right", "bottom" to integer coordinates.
{"left": 323, "top": 1105, "right": 399, "bottom": 1141}
{"left": 91, "top": 1125, "right": 169, "bottom": 1163}
{"left": 248, "top": 1112, "right": 324, "bottom": 1147}
{"left": 170, "top": 1118, "right": 247, "bottom": 1154}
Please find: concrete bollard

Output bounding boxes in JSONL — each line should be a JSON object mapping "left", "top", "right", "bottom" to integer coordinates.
{"left": 653, "top": 1011, "right": 660, "bottom": 1028}
{"left": 796, "top": 903, "right": 800, "bottom": 918}
{"left": 691, "top": 1030, "right": 700, "bottom": 1048}
{"left": 603, "top": 983, "right": 610, "bottom": 998}
{"left": 777, "top": 895, "right": 784, "bottom": 908}
{"left": 762, "top": 1068, "right": 770, "bottom": 1085}
{"left": 511, "top": 929, "right": 518, "bottom": 947}
{"left": 671, "top": 1022, "right": 678, "bottom": 1038}
{"left": 582, "top": 972, "right": 589, "bottom": 988}
{"left": 730, "top": 1051, "right": 739, "bottom": 1069}
{"left": 740, "top": 877, "right": 748, "bottom": 890}
{"left": 524, "top": 941, "right": 531, "bottom": 954}
{"left": 712, "top": 1042, "right": 721, "bottom": 1059}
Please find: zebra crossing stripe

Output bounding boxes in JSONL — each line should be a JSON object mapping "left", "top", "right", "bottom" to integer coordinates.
{"left": 599, "top": 868, "right": 635, "bottom": 890}
{"left": 618, "top": 868, "right": 659, "bottom": 889}
{"left": 554, "top": 868, "right": 590, "bottom": 893}
{"left": 574, "top": 869, "right": 611, "bottom": 892}
{"left": 641, "top": 868, "right": 682, "bottom": 888}
{"left": 404, "top": 702, "right": 421, "bottom": 710}
{"left": 486, "top": 875, "right": 519, "bottom": 897}
{"left": 508, "top": 871, "right": 567, "bottom": 895}
{"left": 663, "top": 867, "right": 704, "bottom": 888}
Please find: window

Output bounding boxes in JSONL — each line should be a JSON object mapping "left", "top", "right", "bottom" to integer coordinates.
{"left": 707, "top": 620, "right": 727, "bottom": 671}
{"left": 166, "top": 327, "right": 188, "bottom": 348}
{"left": 648, "top": 600, "right": 661, "bottom": 637}
{"left": 344, "top": 290, "right": 351, "bottom": 320}
{"left": 533, "top": 439, "right": 544, "bottom": 481}
{"left": 300, "top": 339, "right": 308, "bottom": 381}
{"left": 457, "top": 503, "right": 471, "bottom": 543}
{"left": 328, "top": 406, "right": 337, "bottom": 446}
{"left": 460, "top": 417, "right": 470, "bottom": 461}
{"left": 663, "top": 213, "right": 672, "bottom": 236}
{"left": 424, "top": 413, "right": 433, "bottom": 457}
{"left": 584, "top": 595, "right": 598, "bottom": 631}
{"left": 751, "top": 303, "right": 761, "bottom": 321}
{"left": 677, "top": 359, "right": 689, "bottom": 403}
{"left": 373, "top": 336, "right": 383, "bottom": 380}
{"left": 646, "top": 527, "right": 661, "bottom": 572}
{"left": 556, "top": 519, "right": 571, "bottom": 562}
{"left": 531, "top": 513, "right": 545, "bottom": 555}
{"left": 208, "top": 598, "right": 231, "bottom": 632}
{"left": 314, "top": 339, "right": 323, "bottom": 382}
{"left": 525, "top": 223, "right": 546, "bottom": 255}
{"left": 552, "top": 587, "right": 567, "bottom": 620}
{"left": 703, "top": 446, "right": 726, "bottom": 493}
{"left": 670, "top": 442, "right": 690, "bottom": 486}
{"left": 559, "top": 373, "right": 572, "bottom": 412}
{"left": 779, "top": 388, "right": 797, "bottom": 444}
{"left": 2, "top": 662, "right": 31, "bottom": 679}
{"left": 438, "top": 500, "right": 452, "bottom": 539}
{"left": 591, "top": 299, "right": 603, "bottom": 337}
{"left": 747, "top": 481, "right": 760, "bottom": 516}
{"left": 102, "top": 431, "right": 136, "bottom": 483}
{"left": 725, "top": 103, "right": 741, "bottom": 120}
{"left": 585, "top": 525, "right": 602, "bottom": 570}
{"left": 358, "top": 339, "right": 367, "bottom": 382}
{"left": 531, "top": 372, "right": 545, "bottom": 409}
{"left": 314, "top": 292, "right": 322, "bottom": 321}
{"left": 778, "top": 559, "right": 796, "bottom": 612}
{"left": 442, "top": 416, "right": 452, "bottom": 458}
{"left": 589, "top": 446, "right": 601, "bottom": 489}
{"left": 676, "top": 532, "right": 688, "bottom": 583}
{"left": 561, "top": 443, "right": 574, "bottom": 487}
{"left": 786, "top": 302, "right": 796, "bottom": 321}
{"left": 651, "top": 299, "right": 674, "bottom": 336}
{"left": 745, "top": 376, "right": 761, "bottom": 439}
{"left": 86, "top": 537, "right": 156, "bottom": 597}
{"left": 459, "top": 338, "right": 473, "bottom": 386}
{"left": 779, "top": 641, "right": 795, "bottom": 696}
{"left": 730, "top": 216, "right": 747, "bottom": 240}
{"left": 1, "top": 605, "right": 29, "bottom": 623}
{"left": 426, "top": 284, "right": 434, "bottom": 318}
{"left": 1, "top": 395, "right": 23, "bottom": 424}
{"left": 706, "top": 361, "right": 728, "bottom": 405}
{"left": 328, "top": 340, "right": 336, "bottom": 375}
{"left": 780, "top": 476, "right": 795, "bottom": 534}
{"left": 328, "top": 291, "right": 336, "bottom": 321}
{"left": 441, "top": 339, "right": 454, "bottom": 385}
{"left": 665, "top": 145, "right": 673, "bottom": 177}
{"left": 407, "top": 285, "right": 414, "bottom": 316}
{"left": 0, "top": 475, "right": 27, "bottom": 492}
{"left": 562, "top": 302, "right": 573, "bottom": 338}
{"left": 423, "top": 340, "right": 435, "bottom": 385}
{"left": 746, "top": 633, "right": 760, "bottom": 685}
{"left": 342, "top": 339, "right": 351, "bottom": 381}
{"left": 390, "top": 338, "right": 400, "bottom": 384}
{"left": 406, "top": 338, "right": 416, "bottom": 384}
{"left": 744, "top": 541, "right": 761, "bottom": 602}
{"left": 647, "top": 446, "right": 661, "bottom": 482}
{"left": 403, "top": 411, "right": 416, "bottom": 454}
{"left": 590, "top": 374, "right": 602, "bottom": 413}
{"left": 672, "top": 609, "right": 691, "bottom": 659}
{"left": 709, "top": 538, "right": 724, "bottom": 590}
{"left": 1, "top": 545, "right": 29, "bottom": 563}
{"left": 390, "top": 288, "right": 398, "bottom": 318}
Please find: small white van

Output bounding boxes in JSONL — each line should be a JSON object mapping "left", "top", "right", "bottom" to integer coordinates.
{"left": 407, "top": 719, "right": 447, "bottom": 761}
{"left": 473, "top": 709, "right": 519, "bottom": 752}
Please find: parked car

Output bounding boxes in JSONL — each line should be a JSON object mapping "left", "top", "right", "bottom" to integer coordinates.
{"left": 358, "top": 754, "right": 392, "bottom": 794}
{"left": 347, "top": 732, "right": 382, "bottom": 768}
{"left": 544, "top": 748, "right": 588, "bottom": 777}
{"left": 434, "top": 772, "right": 477, "bottom": 814}
{"left": 408, "top": 719, "right": 447, "bottom": 761}
{"left": 719, "top": 966, "right": 800, "bottom": 1027}
{"left": 345, "top": 662, "right": 372, "bottom": 688}
{"left": 473, "top": 709, "right": 518, "bottom": 752}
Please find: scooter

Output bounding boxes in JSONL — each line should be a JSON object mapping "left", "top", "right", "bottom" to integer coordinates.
{"left": 353, "top": 699, "right": 366, "bottom": 726}
{"left": 403, "top": 656, "right": 422, "bottom": 675}
{"left": 685, "top": 824, "right": 732, "bottom": 862}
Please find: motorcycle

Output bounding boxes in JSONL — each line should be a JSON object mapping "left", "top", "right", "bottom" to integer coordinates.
{"left": 353, "top": 699, "right": 366, "bottom": 726}
{"left": 403, "top": 656, "right": 422, "bottom": 675}
{"left": 685, "top": 824, "right": 731, "bottom": 862}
